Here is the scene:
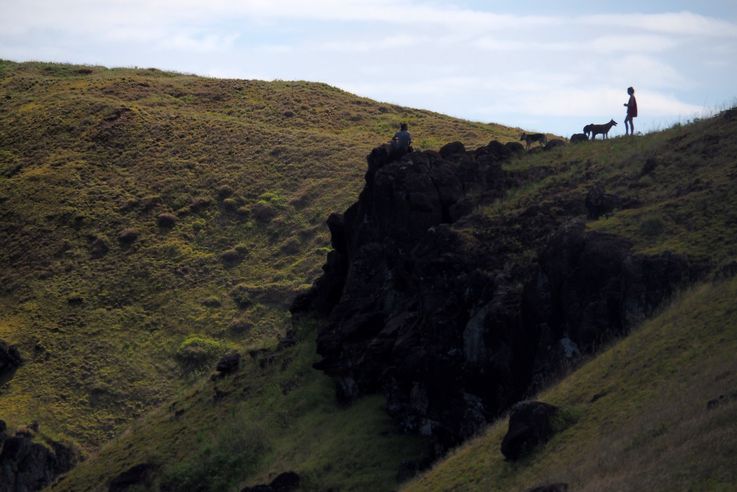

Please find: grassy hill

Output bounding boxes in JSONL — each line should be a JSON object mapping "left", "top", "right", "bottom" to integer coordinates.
{"left": 404, "top": 109, "right": 737, "bottom": 491}
{"left": 0, "top": 59, "right": 523, "bottom": 453}
{"left": 3, "top": 59, "right": 736, "bottom": 491}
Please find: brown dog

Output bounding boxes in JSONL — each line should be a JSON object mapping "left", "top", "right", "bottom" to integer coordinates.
{"left": 520, "top": 132, "right": 547, "bottom": 149}
{"left": 588, "top": 120, "right": 617, "bottom": 140}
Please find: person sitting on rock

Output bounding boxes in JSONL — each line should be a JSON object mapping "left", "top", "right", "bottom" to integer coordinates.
{"left": 392, "top": 123, "right": 413, "bottom": 154}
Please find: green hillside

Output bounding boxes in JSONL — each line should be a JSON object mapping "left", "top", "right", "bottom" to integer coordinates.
{"left": 3, "top": 58, "right": 737, "bottom": 492}
{"left": 0, "top": 59, "right": 522, "bottom": 453}
{"left": 404, "top": 110, "right": 737, "bottom": 491}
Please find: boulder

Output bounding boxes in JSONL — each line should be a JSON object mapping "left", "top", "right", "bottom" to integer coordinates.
{"left": 544, "top": 139, "right": 566, "bottom": 151}
{"left": 501, "top": 401, "right": 560, "bottom": 461}
{"left": 90, "top": 236, "right": 110, "bottom": 258}
{"left": 439, "top": 141, "right": 466, "bottom": 158}
{"left": 0, "top": 431, "right": 79, "bottom": 491}
{"left": 0, "top": 340, "right": 22, "bottom": 381}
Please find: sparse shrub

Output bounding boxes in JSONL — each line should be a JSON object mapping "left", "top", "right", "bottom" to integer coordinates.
{"left": 118, "top": 228, "right": 139, "bottom": 244}
{"left": 220, "top": 249, "right": 242, "bottom": 266}
{"left": 89, "top": 235, "right": 110, "bottom": 258}
{"left": 175, "top": 335, "right": 228, "bottom": 370}
{"left": 236, "top": 206, "right": 250, "bottom": 217}
{"left": 157, "top": 213, "right": 177, "bottom": 228}
{"left": 67, "top": 293, "right": 84, "bottom": 305}
{"left": 280, "top": 237, "right": 301, "bottom": 255}
{"left": 234, "top": 243, "right": 249, "bottom": 255}
{"left": 161, "top": 418, "right": 268, "bottom": 491}
{"left": 222, "top": 198, "right": 238, "bottom": 211}
{"left": 229, "top": 283, "right": 253, "bottom": 308}
{"left": 251, "top": 202, "right": 276, "bottom": 223}
{"left": 190, "top": 197, "right": 213, "bottom": 212}
{"left": 228, "top": 319, "right": 253, "bottom": 335}
{"left": 640, "top": 218, "right": 665, "bottom": 238}
{"left": 217, "top": 185, "right": 234, "bottom": 199}
{"left": 201, "top": 296, "right": 221, "bottom": 308}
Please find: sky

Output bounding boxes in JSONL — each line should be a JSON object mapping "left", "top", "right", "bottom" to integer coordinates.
{"left": 1, "top": 1, "right": 737, "bottom": 136}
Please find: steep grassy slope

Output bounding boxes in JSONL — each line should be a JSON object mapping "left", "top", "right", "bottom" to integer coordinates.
{"left": 405, "top": 110, "right": 737, "bottom": 491}
{"left": 54, "top": 105, "right": 737, "bottom": 491}
{"left": 405, "top": 276, "right": 737, "bottom": 491}
{"left": 0, "top": 60, "right": 523, "bottom": 452}
{"left": 53, "top": 319, "right": 429, "bottom": 492}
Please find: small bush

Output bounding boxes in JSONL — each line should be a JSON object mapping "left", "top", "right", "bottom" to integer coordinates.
{"left": 640, "top": 218, "right": 665, "bottom": 238}
{"left": 118, "top": 228, "right": 139, "bottom": 244}
{"left": 175, "top": 335, "right": 228, "bottom": 370}
{"left": 220, "top": 249, "right": 242, "bottom": 266}
{"left": 157, "top": 213, "right": 177, "bottom": 228}
{"left": 201, "top": 296, "right": 221, "bottom": 308}
{"left": 251, "top": 202, "right": 276, "bottom": 223}
{"left": 229, "top": 284, "right": 253, "bottom": 308}
{"left": 222, "top": 198, "right": 238, "bottom": 211}
{"left": 190, "top": 197, "right": 213, "bottom": 212}
{"left": 217, "top": 185, "right": 234, "bottom": 199}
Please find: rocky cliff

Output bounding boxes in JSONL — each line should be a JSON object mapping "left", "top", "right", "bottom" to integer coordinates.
{"left": 294, "top": 141, "right": 702, "bottom": 451}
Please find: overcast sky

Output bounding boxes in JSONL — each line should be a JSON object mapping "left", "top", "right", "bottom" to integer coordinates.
{"left": 2, "top": 0, "right": 736, "bottom": 136}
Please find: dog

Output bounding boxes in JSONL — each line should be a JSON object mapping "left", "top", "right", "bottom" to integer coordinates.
{"left": 520, "top": 132, "right": 547, "bottom": 149}
{"left": 588, "top": 119, "right": 617, "bottom": 140}
{"left": 583, "top": 124, "right": 593, "bottom": 138}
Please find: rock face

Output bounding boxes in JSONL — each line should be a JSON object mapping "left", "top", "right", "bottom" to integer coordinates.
{"left": 501, "top": 401, "right": 559, "bottom": 461}
{"left": 294, "top": 142, "right": 701, "bottom": 451}
{"left": 0, "top": 424, "right": 79, "bottom": 492}
{"left": 0, "top": 340, "right": 22, "bottom": 383}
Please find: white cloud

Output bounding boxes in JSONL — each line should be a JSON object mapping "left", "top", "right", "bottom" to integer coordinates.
{"left": 0, "top": 1, "right": 734, "bottom": 136}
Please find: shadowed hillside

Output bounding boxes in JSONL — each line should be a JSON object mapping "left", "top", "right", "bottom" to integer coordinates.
{"left": 0, "top": 59, "right": 523, "bottom": 458}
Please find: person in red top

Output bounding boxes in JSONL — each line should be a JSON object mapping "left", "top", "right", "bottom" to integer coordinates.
{"left": 624, "top": 86, "right": 638, "bottom": 136}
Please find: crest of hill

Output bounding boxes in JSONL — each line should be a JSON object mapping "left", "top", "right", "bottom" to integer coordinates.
{"left": 0, "top": 58, "right": 524, "bottom": 456}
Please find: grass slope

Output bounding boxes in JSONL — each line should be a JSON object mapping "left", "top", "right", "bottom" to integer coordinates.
{"left": 0, "top": 59, "right": 523, "bottom": 452}
{"left": 405, "top": 110, "right": 737, "bottom": 491}
{"left": 54, "top": 318, "right": 429, "bottom": 492}
{"left": 56, "top": 105, "right": 737, "bottom": 490}
{"left": 405, "top": 276, "right": 737, "bottom": 491}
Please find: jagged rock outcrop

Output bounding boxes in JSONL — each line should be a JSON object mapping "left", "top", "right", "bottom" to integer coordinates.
{"left": 294, "top": 142, "right": 702, "bottom": 451}
{"left": 0, "top": 340, "right": 22, "bottom": 383}
{"left": 0, "top": 423, "right": 79, "bottom": 492}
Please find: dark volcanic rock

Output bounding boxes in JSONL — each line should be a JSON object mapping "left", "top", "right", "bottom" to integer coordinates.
{"left": 501, "top": 401, "right": 559, "bottom": 460}
{"left": 295, "top": 143, "right": 701, "bottom": 452}
{"left": 241, "top": 471, "right": 300, "bottom": 492}
{"left": 570, "top": 133, "right": 588, "bottom": 144}
{"left": 544, "top": 139, "right": 566, "bottom": 151}
{"left": 0, "top": 431, "right": 79, "bottom": 492}
{"left": 527, "top": 483, "right": 569, "bottom": 492}
{"left": 439, "top": 141, "right": 466, "bottom": 158}
{"left": 0, "top": 340, "right": 22, "bottom": 382}
{"left": 108, "top": 463, "right": 158, "bottom": 492}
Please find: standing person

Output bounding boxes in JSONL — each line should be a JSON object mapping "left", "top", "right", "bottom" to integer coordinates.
{"left": 624, "top": 86, "right": 638, "bottom": 136}
{"left": 392, "top": 123, "right": 413, "bottom": 154}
